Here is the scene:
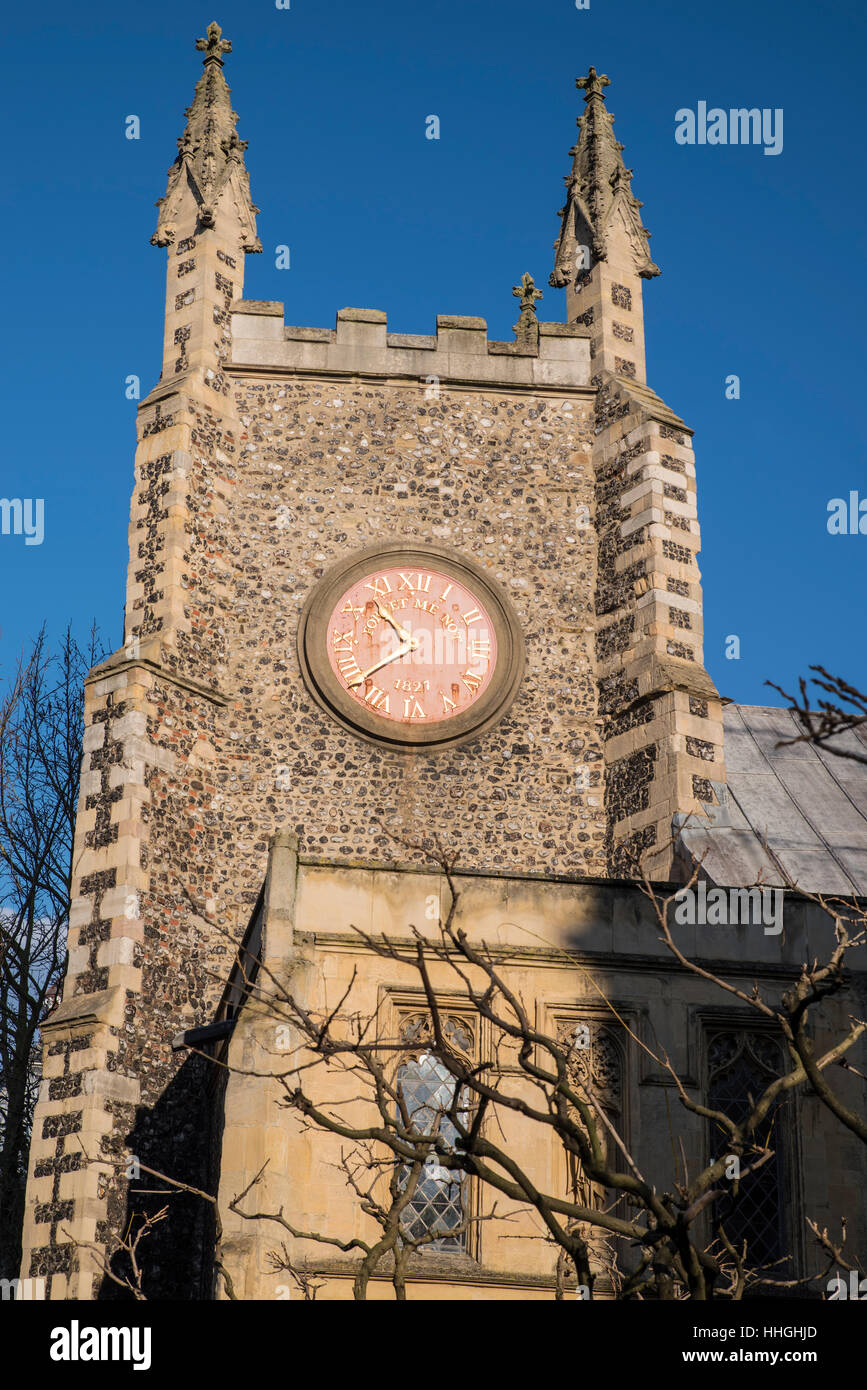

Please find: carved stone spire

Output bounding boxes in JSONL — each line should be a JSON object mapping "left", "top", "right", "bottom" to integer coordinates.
{"left": 549, "top": 67, "right": 658, "bottom": 384}
{"left": 152, "top": 22, "right": 261, "bottom": 251}
{"left": 550, "top": 66, "right": 658, "bottom": 290}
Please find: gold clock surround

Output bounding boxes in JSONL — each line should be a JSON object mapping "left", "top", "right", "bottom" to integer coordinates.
{"left": 297, "top": 544, "right": 525, "bottom": 750}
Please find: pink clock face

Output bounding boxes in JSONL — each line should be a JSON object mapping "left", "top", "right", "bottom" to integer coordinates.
{"left": 326, "top": 565, "right": 498, "bottom": 726}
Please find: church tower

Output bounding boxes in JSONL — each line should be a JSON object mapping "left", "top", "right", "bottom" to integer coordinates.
{"left": 21, "top": 32, "right": 728, "bottom": 1298}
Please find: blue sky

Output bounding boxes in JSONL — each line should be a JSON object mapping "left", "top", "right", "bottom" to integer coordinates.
{"left": 1, "top": 0, "right": 865, "bottom": 709}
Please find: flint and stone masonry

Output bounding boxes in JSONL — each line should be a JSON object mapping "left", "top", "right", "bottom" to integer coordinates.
{"left": 24, "top": 29, "right": 830, "bottom": 1301}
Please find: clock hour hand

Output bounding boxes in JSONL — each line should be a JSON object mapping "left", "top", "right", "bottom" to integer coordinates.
{"left": 346, "top": 637, "right": 418, "bottom": 687}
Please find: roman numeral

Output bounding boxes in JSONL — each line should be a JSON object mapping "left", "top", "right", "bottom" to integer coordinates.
{"left": 336, "top": 653, "right": 363, "bottom": 682}
{"left": 331, "top": 628, "right": 355, "bottom": 650}
{"left": 364, "top": 686, "right": 390, "bottom": 713}
{"left": 469, "top": 638, "right": 491, "bottom": 662}
{"left": 462, "top": 607, "right": 482, "bottom": 625}
{"left": 439, "top": 690, "right": 457, "bottom": 714}
{"left": 399, "top": 571, "right": 431, "bottom": 592}
{"left": 364, "top": 575, "right": 392, "bottom": 597}
{"left": 440, "top": 583, "right": 453, "bottom": 601}
{"left": 403, "top": 698, "right": 426, "bottom": 719}
{"left": 462, "top": 670, "right": 481, "bottom": 694}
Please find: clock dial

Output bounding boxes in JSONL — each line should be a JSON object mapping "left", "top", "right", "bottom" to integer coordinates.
{"left": 326, "top": 566, "right": 498, "bottom": 726}
{"left": 299, "top": 545, "right": 524, "bottom": 749}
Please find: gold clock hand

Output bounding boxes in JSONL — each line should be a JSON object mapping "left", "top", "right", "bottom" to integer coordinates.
{"left": 375, "top": 600, "right": 414, "bottom": 645}
{"left": 346, "top": 637, "right": 418, "bottom": 687}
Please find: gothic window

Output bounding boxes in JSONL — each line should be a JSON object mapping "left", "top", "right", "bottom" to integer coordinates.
{"left": 558, "top": 1020, "right": 626, "bottom": 1200}
{"left": 706, "top": 1029, "right": 791, "bottom": 1270}
{"left": 552, "top": 1017, "right": 625, "bottom": 1284}
{"left": 394, "top": 1012, "right": 474, "bottom": 1252}
{"left": 554, "top": 1018, "right": 628, "bottom": 1289}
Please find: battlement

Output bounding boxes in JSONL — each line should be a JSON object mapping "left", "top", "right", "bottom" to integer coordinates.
{"left": 229, "top": 303, "right": 591, "bottom": 389}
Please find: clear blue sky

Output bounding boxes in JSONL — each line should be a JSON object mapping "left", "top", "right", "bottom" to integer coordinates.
{"left": 1, "top": 0, "right": 865, "bottom": 709}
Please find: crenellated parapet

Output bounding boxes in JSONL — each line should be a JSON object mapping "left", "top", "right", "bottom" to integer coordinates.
{"left": 229, "top": 305, "right": 591, "bottom": 389}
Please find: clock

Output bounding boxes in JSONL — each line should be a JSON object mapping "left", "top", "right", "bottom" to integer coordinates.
{"left": 298, "top": 546, "right": 524, "bottom": 749}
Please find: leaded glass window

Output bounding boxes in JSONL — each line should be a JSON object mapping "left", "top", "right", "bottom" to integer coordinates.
{"left": 394, "top": 1012, "right": 472, "bottom": 1252}
{"left": 707, "top": 1029, "right": 790, "bottom": 1270}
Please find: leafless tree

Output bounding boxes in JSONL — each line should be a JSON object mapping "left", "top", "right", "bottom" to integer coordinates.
{"left": 63, "top": 1206, "right": 170, "bottom": 1302}
{"left": 207, "top": 840, "right": 865, "bottom": 1300}
{"left": 637, "top": 856, "right": 867, "bottom": 1149}
{"left": 37, "top": 665, "right": 867, "bottom": 1301}
{"left": 768, "top": 666, "right": 867, "bottom": 765}
{"left": 230, "top": 1147, "right": 506, "bottom": 1301}
{"left": 63, "top": 1146, "right": 239, "bottom": 1301}
{"left": 0, "top": 626, "right": 103, "bottom": 1277}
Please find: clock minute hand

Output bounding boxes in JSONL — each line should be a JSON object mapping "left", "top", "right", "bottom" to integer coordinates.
{"left": 375, "top": 600, "right": 414, "bottom": 645}
{"left": 346, "top": 637, "right": 418, "bottom": 687}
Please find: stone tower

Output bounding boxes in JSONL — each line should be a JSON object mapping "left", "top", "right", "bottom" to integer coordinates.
{"left": 20, "top": 31, "right": 726, "bottom": 1298}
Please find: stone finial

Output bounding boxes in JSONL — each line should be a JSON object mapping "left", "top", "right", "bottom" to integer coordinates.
{"left": 196, "top": 21, "right": 232, "bottom": 66}
{"left": 152, "top": 24, "right": 261, "bottom": 252}
{"left": 550, "top": 67, "right": 659, "bottom": 287}
{"left": 512, "top": 273, "right": 543, "bottom": 349}
{"left": 576, "top": 66, "right": 610, "bottom": 100}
